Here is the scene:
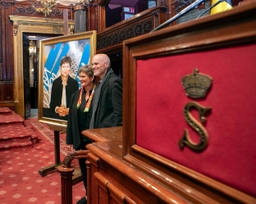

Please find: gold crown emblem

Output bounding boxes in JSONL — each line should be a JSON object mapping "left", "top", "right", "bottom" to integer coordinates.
{"left": 182, "top": 69, "right": 212, "bottom": 98}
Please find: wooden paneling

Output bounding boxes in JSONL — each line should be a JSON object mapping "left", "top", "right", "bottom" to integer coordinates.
{"left": 96, "top": 6, "right": 167, "bottom": 54}
{"left": 0, "top": 82, "right": 14, "bottom": 110}
{"left": 86, "top": 153, "right": 100, "bottom": 204}
{"left": 0, "top": 83, "right": 13, "bottom": 101}
{"left": 85, "top": 128, "right": 189, "bottom": 204}
{"left": 0, "top": 2, "right": 14, "bottom": 81}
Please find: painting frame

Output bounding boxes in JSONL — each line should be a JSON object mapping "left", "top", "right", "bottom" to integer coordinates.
{"left": 38, "top": 31, "right": 97, "bottom": 127}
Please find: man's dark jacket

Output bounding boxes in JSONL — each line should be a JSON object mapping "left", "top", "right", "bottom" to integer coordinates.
{"left": 91, "top": 69, "right": 122, "bottom": 128}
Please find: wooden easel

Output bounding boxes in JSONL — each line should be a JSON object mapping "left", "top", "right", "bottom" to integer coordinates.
{"left": 39, "top": 10, "right": 82, "bottom": 184}
{"left": 38, "top": 124, "right": 82, "bottom": 184}
{"left": 38, "top": 126, "right": 64, "bottom": 177}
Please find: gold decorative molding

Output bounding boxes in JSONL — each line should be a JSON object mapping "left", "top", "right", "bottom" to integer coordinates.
{"left": 179, "top": 101, "right": 211, "bottom": 151}
{"left": 13, "top": 23, "right": 18, "bottom": 36}
{"left": 180, "top": 69, "right": 212, "bottom": 151}
{"left": 182, "top": 68, "right": 212, "bottom": 98}
{"left": 36, "top": 0, "right": 57, "bottom": 17}
{"left": 9, "top": 15, "right": 74, "bottom": 32}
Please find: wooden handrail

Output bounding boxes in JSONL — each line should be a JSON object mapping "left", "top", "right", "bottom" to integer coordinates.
{"left": 57, "top": 150, "right": 90, "bottom": 204}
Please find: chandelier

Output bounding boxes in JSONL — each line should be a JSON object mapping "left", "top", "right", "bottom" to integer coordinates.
{"left": 79, "top": 0, "right": 96, "bottom": 7}
{"left": 36, "top": 0, "right": 57, "bottom": 17}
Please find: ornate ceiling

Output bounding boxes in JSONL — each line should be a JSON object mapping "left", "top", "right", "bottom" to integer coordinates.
{"left": 15, "top": 0, "right": 140, "bottom": 7}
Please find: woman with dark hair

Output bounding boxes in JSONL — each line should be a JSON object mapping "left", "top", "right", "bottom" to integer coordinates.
{"left": 66, "top": 65, "right": 96, "bottom": 204}
{"left": 50, "top": 56, "right": 78, "bottom": 120}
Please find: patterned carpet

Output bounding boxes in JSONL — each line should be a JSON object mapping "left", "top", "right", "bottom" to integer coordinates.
{"left": 0, "top": 118, "right": 85, "bottom": 204}
{"left": 27, "top": 119, "right": 71, "bottom": 155}
{"left": 0, "top": 109, "right": 39, "bottom": 149}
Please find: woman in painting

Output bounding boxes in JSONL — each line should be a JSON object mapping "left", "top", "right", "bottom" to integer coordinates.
{"left": 49, "top": 56, "right": 78, "bottom": 120}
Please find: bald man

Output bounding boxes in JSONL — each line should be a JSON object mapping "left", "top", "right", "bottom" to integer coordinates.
{"left": 76, "top": 54, "right": 122, "bottom": 204}
{"left": 89, "top": 53, "right": 122, "bottom": 128}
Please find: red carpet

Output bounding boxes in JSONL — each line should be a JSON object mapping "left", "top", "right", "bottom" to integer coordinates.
{"left": 26, "top": 119, "right": 71, "bottom": 155}
{"left": 0, "top": 108, "right": 39, "bottom": 149}
{"left": 0, "top": 118, "right": 85, "bottom": 204}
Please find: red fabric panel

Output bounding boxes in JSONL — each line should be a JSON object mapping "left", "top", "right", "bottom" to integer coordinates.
{"left": 136, "top": 43, "right": 256, "bottom": 197}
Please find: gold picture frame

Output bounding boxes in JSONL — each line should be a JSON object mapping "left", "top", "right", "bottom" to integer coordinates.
{"left": 38, "top": 31, "right": 97, "bottom": 127}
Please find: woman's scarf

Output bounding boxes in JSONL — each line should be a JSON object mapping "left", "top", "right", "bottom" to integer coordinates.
{"left": 76, "top": 84, "right": 96, "bottom": 112}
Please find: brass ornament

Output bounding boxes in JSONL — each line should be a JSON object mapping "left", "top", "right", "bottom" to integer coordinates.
{"left": 36, "top": 0, "right": 57, "bottom": 17}
{"left": 182, "top": 68, "right": 212, "bottom": 99}
{"left": 179, "top": 101, "right": 211, "bottom": 151}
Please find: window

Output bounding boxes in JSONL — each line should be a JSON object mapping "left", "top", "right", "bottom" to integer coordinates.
{"left": 123, "top": 6, "right": 135, "bottom": 20}
{"left": 148, "top": 0, "right": 156, "bottom": 8}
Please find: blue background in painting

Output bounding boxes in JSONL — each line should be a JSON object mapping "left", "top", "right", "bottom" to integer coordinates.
{"left": 44, "top": 42, "right": 90, "bottom": 91}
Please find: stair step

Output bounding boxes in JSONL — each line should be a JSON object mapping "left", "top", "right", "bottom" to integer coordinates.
{"left": 0, "top": 123, "right": 31, "bottom": 139}
{"left": 0, "top": 108, "right": 40, "bottom": 149}
{"left": 25, "top": 126, "right": 39, "bottom": 144}
{"left": 0, "top": 136, "right": 32, "bottom": 149}
{"left": 0, "top": 111, "right": 24, "bottom": 124}
{"left": 0, "top": 107, "right": 12, "bottom": 113}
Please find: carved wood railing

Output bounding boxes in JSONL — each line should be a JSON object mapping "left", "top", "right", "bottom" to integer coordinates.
{"left": 57, "top": 127, "right": 122, "bottom": 204}
{"left": 96, "top": 6, "right": 167, "bottom": 54}
{"left": 57, "top": 150, "right": 90, "bottom": 204}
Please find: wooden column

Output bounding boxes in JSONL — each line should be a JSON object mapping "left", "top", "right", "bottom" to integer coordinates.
{"left": 63, "top": 9, "right": 69, "bottom": 35}
{"left": 57, "top": 166, "right": 75, "bottom": 204}
{"left": 74, "top": 4, "right": 87, "bottom": 33}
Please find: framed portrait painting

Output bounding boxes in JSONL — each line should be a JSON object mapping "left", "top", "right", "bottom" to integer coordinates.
{"left": 38, "top": 31, "right": 97, "bottom": 127}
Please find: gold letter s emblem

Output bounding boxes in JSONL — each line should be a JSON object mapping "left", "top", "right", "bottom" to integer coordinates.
{"left": 179, "top": 101, "right": 211, "bottom": 151}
